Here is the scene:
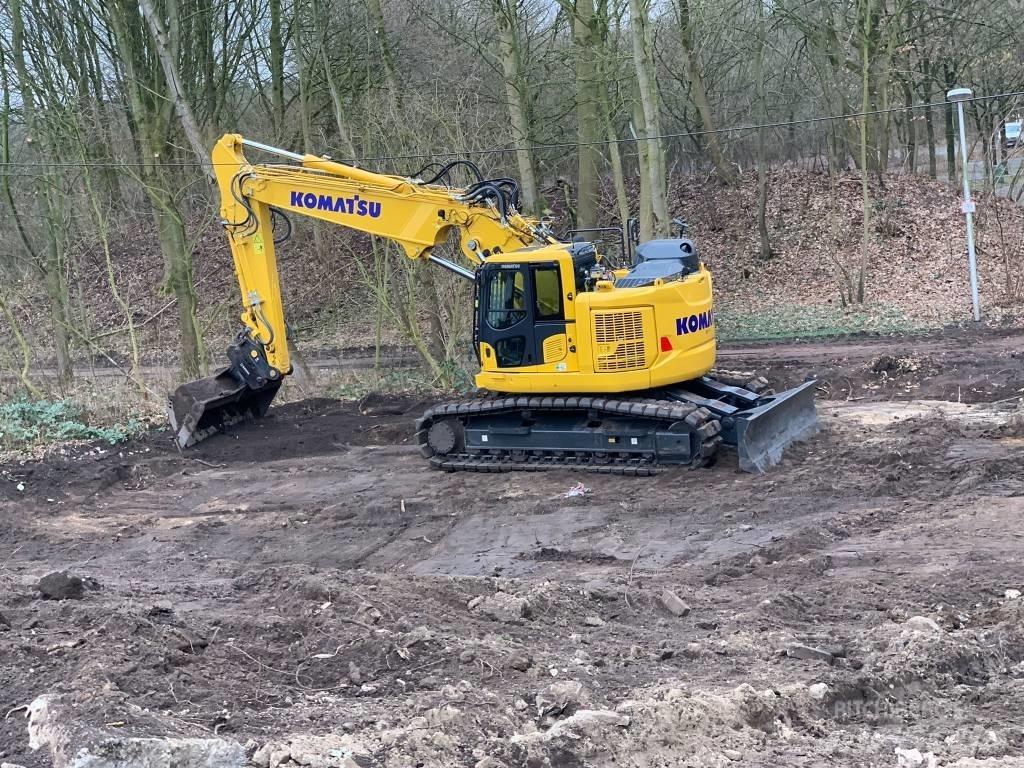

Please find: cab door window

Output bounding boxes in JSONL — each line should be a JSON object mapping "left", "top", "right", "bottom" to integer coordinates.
{"left": 532, "top": 266, "right": 563, "bottom": 320}
{"left": 486, "top": 268, "right": 527, "bottom": 330}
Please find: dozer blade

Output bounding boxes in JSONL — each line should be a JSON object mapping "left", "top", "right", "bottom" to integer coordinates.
{"left": 730, "top": 380, "right": 818, "bottom": 473}
{"left": 167, "top": 368, "right": 281, "bottom": 449}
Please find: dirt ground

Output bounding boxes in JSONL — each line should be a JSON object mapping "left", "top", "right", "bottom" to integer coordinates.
{"left": 5, "top": 327, "right": 1024, "bottom": 766}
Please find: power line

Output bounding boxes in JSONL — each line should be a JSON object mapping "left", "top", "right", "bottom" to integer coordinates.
{"left": 1, "top": 89, "right": 1022, "bottom": 173}
{"left": 351, "top": 90, "right": 1024, "bottom": 163}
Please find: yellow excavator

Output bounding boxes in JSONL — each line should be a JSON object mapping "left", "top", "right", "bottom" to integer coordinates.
{"left": 168, "top": 134, "right": 816, "bottom": 473}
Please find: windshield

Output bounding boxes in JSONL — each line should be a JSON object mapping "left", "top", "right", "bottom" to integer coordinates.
{"left": 1007, "top": 121, "right": 1022, "bottom": 138}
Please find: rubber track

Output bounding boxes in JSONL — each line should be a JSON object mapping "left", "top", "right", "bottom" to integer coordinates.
{"left": 415, "top": 395, "right": 722, "bottom": 475}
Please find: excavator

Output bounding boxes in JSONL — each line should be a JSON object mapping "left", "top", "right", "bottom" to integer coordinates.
{"left": 168, "top": 134, "right": 817, "bottom": 474}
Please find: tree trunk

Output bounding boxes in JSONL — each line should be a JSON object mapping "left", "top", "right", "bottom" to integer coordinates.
{"left": 857, "top": 0, "right": 872, "bottom": 304}
{"left": 675, "top": 0, "right": 736, "bottom": 185}
{"left": 571, "top": 0, "right": 604, "bottom": 230}
{"left": 944, "top": 100, "right": 956, "bottom": 184}
{"left": 628, "top": 0, "right": 669, "bottom": 237}
{"left": 600, "top": 90, "right": 632, "bottom": 257}
{"left": 494, "top": 0, "right": 541, "bottom": 215}
{"left": 157, "top": 193, "right": 203, "bottom": 378}
{"left": 104, "top": 0, "right": 204, "bottom": 380}
{"left": 138, "top": 0, "right": 212, "bottom": 178}
{"left": 293, "top": 3, "right": 324, "bottom": 257}
{"left": 754, "top": 0, "right": 771, "bottom": 260}
{"left": 365, "top": 0, "right": 398, "bottom": 95}
{"left": 904, "top": 79, "right": 916, "bottom": 172}
{"left": 269, "top": 0, "right": 285, "bottom": 141}
{"left": 925, "top": 107, "right": 937, "bottom": 177}
{"left": 944, "top": 67, "right": 957, "bottom": 184}
{"left": 632, "top": 85, "right": 654, "bottom": 242}
{"left": 873, "top": 10, "right": 897, "bottom": 183}
{"left": 922, "top": 57, "right": 937, "bottom": 178}
{"left": 10, "top": 0, "right": 73, "bottom": 387}
{"left": 418, "top": 264, "right": 446, "bottom": 364}
{"left": 0, "top": 293, "right": 43, "bottom": 398}
{"left": 313, "top": 0, "right": 357, "bottom": 157}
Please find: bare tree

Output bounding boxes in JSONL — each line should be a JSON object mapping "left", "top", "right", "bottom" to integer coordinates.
{"left": 629, "top": 0, "right": 669, "bottom": 237}
{"left": 673, "top": 0, "right": 738, "bottom": 185}
{"left": 9, "top": 0, "right": 74, "bottom": 387}
{"left": 493, "top": 0, "right": 542, "bottom": 214}
{"left": 138, "top": 0, "right": 213, "bottom": 178}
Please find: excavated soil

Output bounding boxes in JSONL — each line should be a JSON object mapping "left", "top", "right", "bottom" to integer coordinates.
{"left": 4, "top": 327, "right": 1024, "bottom": 766}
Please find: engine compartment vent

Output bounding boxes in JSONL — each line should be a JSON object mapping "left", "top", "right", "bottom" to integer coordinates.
{"left": 593, "top": 311, "right": 646, "bottom": 371}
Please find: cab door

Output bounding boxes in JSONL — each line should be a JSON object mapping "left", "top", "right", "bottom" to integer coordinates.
{"left": 477, "top": 262, "right": 566, "bottom": 369}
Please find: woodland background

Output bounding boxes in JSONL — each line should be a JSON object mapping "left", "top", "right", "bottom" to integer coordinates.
{"left": 1, "top": 0, "right": 1024, "bottom": 412}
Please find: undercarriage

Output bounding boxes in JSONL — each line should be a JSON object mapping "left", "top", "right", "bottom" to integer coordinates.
{"left": 417, "top": 377, "right": 818, "bottom": 474}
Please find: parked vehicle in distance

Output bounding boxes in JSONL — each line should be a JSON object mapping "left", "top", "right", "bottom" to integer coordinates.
{"left": 1006, "top": 120, "right": 1022, "bottom": 148}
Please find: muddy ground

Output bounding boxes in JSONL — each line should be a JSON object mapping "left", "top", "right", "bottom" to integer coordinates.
{"left": 4, "top": 327, "right": 1024, "bottom": 766}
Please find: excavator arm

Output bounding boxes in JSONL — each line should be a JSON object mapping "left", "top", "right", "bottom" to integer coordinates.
{"left": 169, "top": 134, "right": 547, "bottom": 447}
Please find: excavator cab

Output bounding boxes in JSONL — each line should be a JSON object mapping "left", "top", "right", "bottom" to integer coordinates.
{"left": 476, "top": 262, "right": 562, "bottom": 368}
{"left": 474, "top": 244, "right": 595, "bottom": 371}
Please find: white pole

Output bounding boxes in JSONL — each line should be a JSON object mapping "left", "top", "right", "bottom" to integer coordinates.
{"left": 955, "top": 99, "right": 982, "bottom": 322}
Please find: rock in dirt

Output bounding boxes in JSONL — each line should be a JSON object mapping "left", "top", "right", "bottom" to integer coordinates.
{"left": 506, "top": 653, "right": 532, "bottom": 672}
{"left": 172, "top": 629, "right": 208, "bottom": 654}
{"left": 512, "top": 709, "right": 629, "bottom": 744}
{"left": 808, "top": 682, "right": 829, "bottom": 700}
{"left": 469, "top": 593, "right": 531, "bottom": 623}
{"left": 0, "top": 611, "right": 10, "bottom": 630}
{"left": 250, "top": 743, "right": 274, "bottom": 767}
{"left": 358, "top": 391, "right": 411, "bottom": 416}
{"left": 294, "top": 575, "right": 333, "bottom": 601}
{"left": 895, "top": 747, "right": 937, "bottom": 768}
{"left": 28, "top": 694, "right": 245, "bottom": 768}
{"left": 252, "top": 734, "right": 370, "bottom": 768}
{"left": 704, "top": 566, "right": 744, "bottom": 586}
{"left": 659, "top": 589, "right": 691, "bottom": 617}
{"left": 536, "top": 680, "right": 586, "bottom": 717}
{"left": 682, "top": 642, "right": 703, "bottom": 659}
{"left": 583, "top": 615, "right": 605, "bottom": 627}
{"left": 440, "top": 684, "right": 466, "bottom": 703}
{"left": 37, "top": 571, "right": 92, "bottom": 601}
{"left": 459, "top": 649, "right": 476, "bottom": 664}
{"left": 824, "top": 644, "right": 847, "bottom": 659}
{"left": 905, "top": 616, "right": 943, "bottom": 634}
{"left": 582, "top": 580, "right": 622, "bottom": 601}
{"left": 786, "top": 642, "right": 834, "bottom": 665}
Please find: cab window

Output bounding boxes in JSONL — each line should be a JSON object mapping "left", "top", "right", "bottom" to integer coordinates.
{"left": 533, "top": 266, "right": 563, "bottom": 320}
{"left": 486, "top": 268, "right": 526, "bottom": 330}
